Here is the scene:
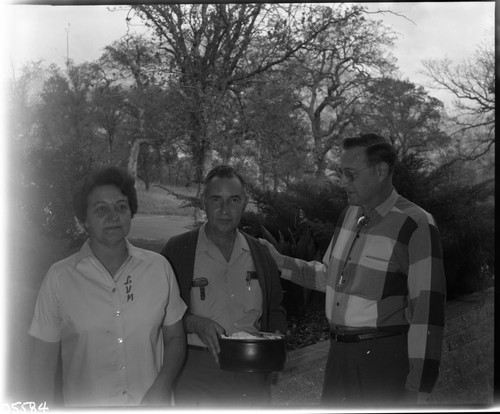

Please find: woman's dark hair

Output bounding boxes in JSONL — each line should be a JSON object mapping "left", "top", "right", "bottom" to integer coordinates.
{"left": 73, "top": 166, "right": 138, "bottom": 223}
{"left": 343, "top": 133, "right": 398, "bottom": 174}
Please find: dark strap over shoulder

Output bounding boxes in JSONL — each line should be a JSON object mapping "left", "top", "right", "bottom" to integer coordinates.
{"left": 161, "top": 229, "right": 200, "bottom": 309}
{"left": 244, "top": 234, "right": 287, "bottom": 334}
{"left": 162, "top": 228, "right": 286, "bottom": 334}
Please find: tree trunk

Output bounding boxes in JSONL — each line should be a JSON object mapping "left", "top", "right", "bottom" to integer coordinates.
{"left": 128, "top": 138, "right": 148, "bottom": 181}
{"left": 314, "top": 149, "right": 328, "bottom": 177}
{"left": 191, "top": 132, "right": 212, "bottom": 196}
{"left": 128, "top": 106, "right": 147, "bottom": 182}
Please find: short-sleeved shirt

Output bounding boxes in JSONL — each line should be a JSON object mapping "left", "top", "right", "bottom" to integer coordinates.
{"left": 188, "top": 223, "right": 263, "bottom": 347}
{"left": 28, "top": 239, "right": 187, "bottom": 407}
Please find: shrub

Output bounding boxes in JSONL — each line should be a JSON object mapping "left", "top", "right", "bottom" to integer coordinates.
{"left": 250, "top": 154, "right": 494, "bottom": 302}
{"left": 19, "top": 141, "right": 93, "bottom": 240}
{"left": 248, "top": 177, "right": 343, "bottom": 253}
{"left": 244, "top": 178, "right": 344, "bottom": 316}
{"left": 423, "top": 182, "right": 494, "bottom": 297}
{"left": 394, "top": 154, "right": 495, "bottom": 297}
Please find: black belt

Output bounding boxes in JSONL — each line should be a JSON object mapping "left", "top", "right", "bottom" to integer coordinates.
{"left": 188, "top": 344, "right": 209, "bottom": 352}
{"left": 330, "top": 330, "right": 405, "bottom": 343}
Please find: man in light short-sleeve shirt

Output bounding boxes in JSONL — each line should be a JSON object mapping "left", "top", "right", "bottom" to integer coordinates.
{"left": 162, "top": 165, "right": 286, "bottom": 406}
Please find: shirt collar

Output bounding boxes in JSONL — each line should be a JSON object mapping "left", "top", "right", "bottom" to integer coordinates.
{"left": 363, "top": 188, "right": 399, "bottom": 222}
{"left": 75, "top": 239, "right": 94, "bottom": 264}
{"left": 367, "top": 188, "right": 399, "bottom": 220}
{"left": 375, "top": 188, "right": 399, "bottom": 217}
{"left": 198, "top": 222, "right": 250, "bottom": 253}
{"left": 75, "top": 238, "right": 141, "bottom": 265}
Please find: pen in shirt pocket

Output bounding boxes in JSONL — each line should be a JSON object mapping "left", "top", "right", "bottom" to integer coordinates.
{"left": 246, "top": 271, "right": 258, "bottom": 290}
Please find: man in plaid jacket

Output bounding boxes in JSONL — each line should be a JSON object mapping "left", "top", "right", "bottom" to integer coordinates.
{"left": 260, "top": 133, "right": 446, "bottom": 407}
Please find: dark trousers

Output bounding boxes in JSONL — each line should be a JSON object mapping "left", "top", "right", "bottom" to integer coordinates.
{"left": 174, "top": 347, "right": 270, "bottom": 407}
{"left": 321, "top": 333, "right": 409, "bottom": 408}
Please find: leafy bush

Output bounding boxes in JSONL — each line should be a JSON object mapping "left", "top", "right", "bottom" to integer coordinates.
{"left": 394, "top": 154, "right": 495, "bottom": 297}
{"left": 248, "top": 177, "right": 343, "bottom": 253}
{"left": 248, "top": 155, "right": 494, "bottom": 302}
{"left": 19, "top": 141, "right": 93, "bottom": 240}
{"left": 242, "top": 178, "right": 345, "bottom": 316}
{"left": 422, "top": 183, "right": 494, "bottom": 297}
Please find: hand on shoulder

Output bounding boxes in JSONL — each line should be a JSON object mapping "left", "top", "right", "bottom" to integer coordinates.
{"left": 258, "top": 238, "right": 285, "bottom": 268}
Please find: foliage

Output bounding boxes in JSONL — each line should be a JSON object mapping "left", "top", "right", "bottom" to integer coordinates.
{"left": 11, "top": 63, "right": 100, "bottom": 240}
{"left": 285, "top": 292, "right": 330, "bottom": 350}
{"left": 132, "top": 3, "right": 274, "bottom": 183}
{"left": 8, "top": 60, "right": 44, "bottom": 146}
{"left": 7, "top": 4, "right": 495, "bottom": 259}
{"left": 287, "top": 5, "right": 397, "bottom": 176}
{"left": 137, "top": 143, "right": 164, "bottom": 190}
{"left": 99, "top": 35, "right": 170, "bottom": 179}
{"left": 131, "top": 3, "right": 391, "bottom": 181}
{"left": 247, "top": 154, "right": 494, "bottom": 304}
{"left": 20, "top": 141, "right": 93, "bottom": 239}
{"left": 37, "top": 63, "right": 98, "bottom": 148}
{"left": 248, "top": 178, "right": 343, "bottom": 252}
{"left": 430, "top": 184, "right": 494, "bottom": 297}
{"left": 356, "top": 77, "right": 450, "bottom": 156}
{"left": 241, "top": 178, "right": 345, "bottom": 315}
{"left": 422, "top": 41, "right": 495, "bottom": 160}
{"left": 242, "top": 74, "right": 312, "bottom": 190}
{"left": 394, "top": 154, "right": 494, "bottom": 296}
{"left": 393, "top": 154, "right": 495, "bottom": 297}
{"left": 90, "top": 81, "right": 127, "bottom": 154}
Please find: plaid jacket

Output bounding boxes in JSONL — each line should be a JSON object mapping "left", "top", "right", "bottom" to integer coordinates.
{"left": 281, "top": 189, "right": 446, "bottom": 397}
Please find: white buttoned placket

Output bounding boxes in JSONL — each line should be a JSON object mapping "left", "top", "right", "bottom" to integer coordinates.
{"left": 91, "top": 255, "right": 132, "bottom": 403}
{"left": 111, "top": 282, "right": 130, "bottom": 403}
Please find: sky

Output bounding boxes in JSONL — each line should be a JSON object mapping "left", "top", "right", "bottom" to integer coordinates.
{"left": 1, "top": 2, "right": 496, "bottom": 108}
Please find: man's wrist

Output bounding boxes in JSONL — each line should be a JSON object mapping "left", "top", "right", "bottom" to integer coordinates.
{"left": 183, "top": 313, "right": 195, "bottom": 334}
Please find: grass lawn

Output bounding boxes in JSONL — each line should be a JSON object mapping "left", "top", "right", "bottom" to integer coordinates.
{"left": 136, "top": 182, "right": 199, "bottom": 216}
{"left": 135, "top": 181, "right": 258, "bottom": 215}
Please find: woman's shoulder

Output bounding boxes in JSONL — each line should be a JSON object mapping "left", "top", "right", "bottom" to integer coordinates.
{"left": 127, "top": 242, "right": 165, "bottom": 262}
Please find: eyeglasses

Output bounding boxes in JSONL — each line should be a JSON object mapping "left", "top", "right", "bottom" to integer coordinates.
{"left": 339, "top": 166, "right": 373, "bottom": 183}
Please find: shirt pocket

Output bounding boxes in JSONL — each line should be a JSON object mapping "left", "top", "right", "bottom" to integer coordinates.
{"left": 359, "top": 235, "right": 396, "bottom": 271}
{"left": 361, "top": 255, "right": 391, "bottom": 272}
{"left": 242, "top": 272, "right": 263, "bottom": 312}
{"left": 190, "top": 277, "right": 216, "bottom": 316}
